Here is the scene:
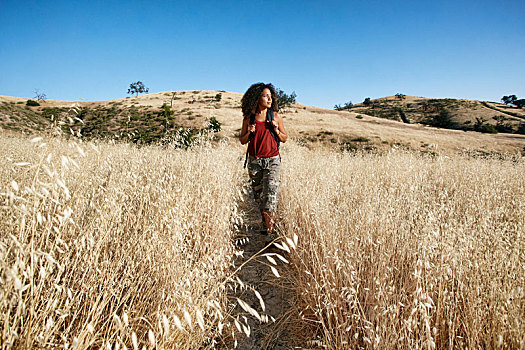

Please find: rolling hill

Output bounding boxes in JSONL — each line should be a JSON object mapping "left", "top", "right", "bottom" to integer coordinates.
{"left": 1, "top": 91, "right": 524, "bottom": 156}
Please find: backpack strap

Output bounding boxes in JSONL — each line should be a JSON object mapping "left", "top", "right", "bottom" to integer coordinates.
{"left": 267, "top": 109, "right": 280, "bottom": 150}
{"left": 243, "top": 113, "right": 256, "bottom": 168}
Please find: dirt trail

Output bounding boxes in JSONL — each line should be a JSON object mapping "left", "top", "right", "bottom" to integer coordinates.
{"left": 229, "top": 187, "right": 298, "bottom": 349}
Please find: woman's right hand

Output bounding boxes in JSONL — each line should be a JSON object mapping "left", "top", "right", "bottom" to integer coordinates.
{"left": 248, "top": 124, "right": 256, "bottom": 133}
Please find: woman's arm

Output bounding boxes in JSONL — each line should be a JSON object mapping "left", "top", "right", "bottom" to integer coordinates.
{"left": 239, "top": 118, "right": 255, "bottom": 144}
{"left": 272, "top": 112, "right": 288, "bottom": 143}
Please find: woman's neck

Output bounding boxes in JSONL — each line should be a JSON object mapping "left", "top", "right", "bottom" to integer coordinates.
{"left": 255, "top": 108, "right": 267, "bottom": 120}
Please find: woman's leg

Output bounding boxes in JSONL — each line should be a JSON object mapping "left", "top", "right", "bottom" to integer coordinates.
{"left": 260, "top": 156, "right": 281, "bottom": 235}
{"left": 248, "top": 158, "right": 265, "bottom": 231}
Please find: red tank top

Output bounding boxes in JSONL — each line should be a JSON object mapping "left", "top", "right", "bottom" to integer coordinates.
{"left": 248, "top": 120, "right": 279, "bottom": 158}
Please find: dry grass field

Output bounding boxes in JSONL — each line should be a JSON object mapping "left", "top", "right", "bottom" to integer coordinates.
{"left": 1, "top": 129, "right": 524, "bottom": 348}
{"left": 0, "top": 134, "right": 246, "bottom": 349}
{"left": 278, "top": 143, "right": 525, "bottom": 348}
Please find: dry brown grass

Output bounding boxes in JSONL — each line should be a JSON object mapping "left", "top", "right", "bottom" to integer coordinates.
{"left": 2, "top": 132, "right": 524, "bottom": 349}
{"left": 278, "top": 143, "right": 525, "bottom": 348}
{"left": 0, "top": 134, "right": 245, "bottom": 349}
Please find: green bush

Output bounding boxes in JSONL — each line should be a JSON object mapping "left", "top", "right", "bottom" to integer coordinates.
{"left": 208, "top": 117, "right": 221, "bottom": 132}
{"left": 159, "top": 103, "right": 174, "bottom": 119}
{"left": 161, "top": 128, "right": 199, "bottom": 149}
{"left": 352, "top": 137, "right": 370, "bottom": 142}
{"left": 479, "top": 124, "right": 498, "bottom": 134}
{"left": 341, "top": 141, "right": 357, "bottom": 152}
{"left": 26, "top": 100, "right": 40, "bottom": 106}
{"left": 424, "top": 109, "right": 457, "bottom": 129}
{"left": 493, "top": 115, "right": 514, "bottom": 133}
{"left": 215, "top": 93, "right": 222, "bottom": 102}
{"left": 474, "top": 118, "right": 498, "bottom": 134}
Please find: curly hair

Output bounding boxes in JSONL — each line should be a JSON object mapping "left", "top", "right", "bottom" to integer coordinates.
{"left": 241, "top": 83, "right": 279, "bottom": 119}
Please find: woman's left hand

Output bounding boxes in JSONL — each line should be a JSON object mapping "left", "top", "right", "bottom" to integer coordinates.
{"left": 272, "top": 120, "right": 279, "bottom": 129}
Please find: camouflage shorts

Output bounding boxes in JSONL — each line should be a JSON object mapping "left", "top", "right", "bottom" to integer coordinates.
{"left": 247, "top": 155, "right": 281, "bottom": 212}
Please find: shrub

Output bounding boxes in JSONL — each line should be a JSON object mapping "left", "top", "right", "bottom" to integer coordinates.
{"left": 426, "top": 109, "right": 456, "bottom": 129}
{"left": 208, "top": 117, "right": 221, "bottom": 132}
{"left": 215, "top": 93, "right": 222, "bottom": 102}
{"left": 159, "top": 103, "right": 174, "bottom": 120}
{"left": 340, "top": 141, "right": 357, "bottom": 152}
{"left": 493, "top": 115, "right": 514, "bottom": 133}
{"left": 26, "top": 99, "right": 40, "bottom": 106}
{"left": 395, "top": 93, "right": 406, "bottom": 100}
{"left": 474, "top": 117, "right": 498, "bottom": 133}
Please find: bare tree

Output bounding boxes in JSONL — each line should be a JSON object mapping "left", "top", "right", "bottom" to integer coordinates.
{"left": 33, "top": 89, "right": 47, "bottom": 103}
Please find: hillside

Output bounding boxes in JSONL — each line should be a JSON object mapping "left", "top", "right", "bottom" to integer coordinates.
{"left": 344, "top": 95, "right": 525, "bottom": 133}
{"left": 1, "top": 91, "right": 525, "bottom": 156}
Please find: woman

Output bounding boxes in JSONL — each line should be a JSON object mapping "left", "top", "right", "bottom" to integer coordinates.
{"left": 239, "top": 83, "right": 288, "bottom": 237}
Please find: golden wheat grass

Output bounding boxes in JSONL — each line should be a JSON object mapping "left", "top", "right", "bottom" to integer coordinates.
{"left": 278, "top": 143, "right": 525, "bottom": 349}
{"left": 2, "top": 133, "right": 524, "bottom": 349}
{"left": 0, "top": 134, "right": 244, "bottom": 349}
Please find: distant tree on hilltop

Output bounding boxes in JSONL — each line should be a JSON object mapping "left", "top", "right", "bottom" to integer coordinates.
{"left": 395, "top": 93, "right": 406, "bottom": 100}
{"left": 334, "top": 101, "right": 353, "bottom": 111}
{"left": 501, "top": 95, "right": 517, "bottom": 105}
{"left": 276, "top": 88, "right": 297, "bottom": 111}
{"left": 128, "top": 81, "right": 149, "bottom": 97}
{"left": 33, "top": 89, "right": 47, "bottom": 103}
{"left": 502, "top": 95, "right": 525, "bottom": 108}
{"left": 363, "top": 97, "right": 372, "bottom": 106}
{"left": 513, "top": 99, "right": 525, "bottom": 108}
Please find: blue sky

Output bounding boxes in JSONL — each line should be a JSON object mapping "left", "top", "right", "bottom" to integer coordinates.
{"left": 1, "top": 0, "right": 524, "bottom": 108}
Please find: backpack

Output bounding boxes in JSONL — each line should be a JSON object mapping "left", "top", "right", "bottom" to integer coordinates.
{"left": 243, "top": 109, "right": 280, "bottom": 168}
